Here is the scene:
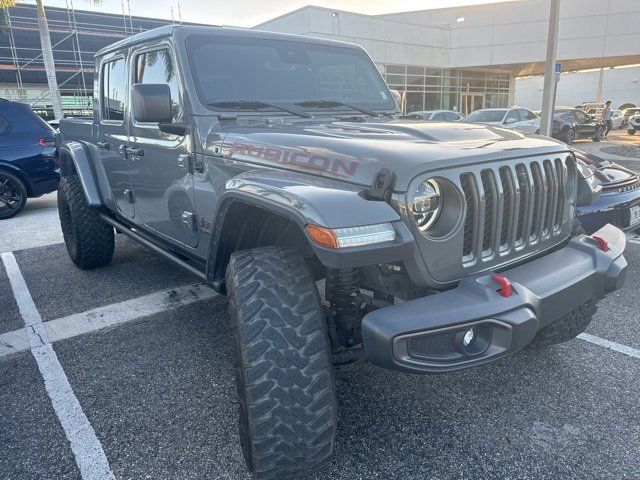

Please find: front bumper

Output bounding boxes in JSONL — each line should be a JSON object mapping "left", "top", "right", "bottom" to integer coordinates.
{"left": 361, "top": 224, "right": 627, "bottom": 374}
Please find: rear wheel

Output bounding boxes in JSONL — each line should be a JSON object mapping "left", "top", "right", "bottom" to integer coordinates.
{"left": 226, "top": 246, "right": 337, "bottom": 480}
{"left": 593, "top": 126, "right": 603, "bottom": 142}
{"left": 58, "top": 175, "right": 114, "bottom": 269}
{"left": 0, "top": 171, "right": 27, "bottom": 220}
{"left": 629, "top": 128, "right": 636, "bottom": 136}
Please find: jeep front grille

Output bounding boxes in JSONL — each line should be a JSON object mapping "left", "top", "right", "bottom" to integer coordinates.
{"left": 460, "top": 157, "right": 573, "bottom": 265}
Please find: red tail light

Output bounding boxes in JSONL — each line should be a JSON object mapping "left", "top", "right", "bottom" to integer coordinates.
{"left": 38, "top": 137, "right": 56, "bottom": 147}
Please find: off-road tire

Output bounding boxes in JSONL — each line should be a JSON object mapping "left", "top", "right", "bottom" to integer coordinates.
{"left": 226, "top": 246, "right": 337, "bottom": 480}
{"left": 529, "top": 300, "right": 597, "bottom": 347}
{"left": 58, "top": 175, "right": 114, "bottom": 269}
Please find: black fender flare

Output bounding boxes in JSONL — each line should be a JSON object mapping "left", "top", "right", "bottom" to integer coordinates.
{"left": 205, "top": 185, "right": 415, "bottom": 293}
{"left": 58, "top": 141, "right": 114, "bottom": 208}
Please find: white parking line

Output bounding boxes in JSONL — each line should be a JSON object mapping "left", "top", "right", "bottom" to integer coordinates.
{"left": 577, "top": 332, "right": 640, "bottom": 359}
{"left": 0, "top": 283, "right": 218, "bottom": 358}
{"left": 1, "top": 252, "right": 116, "bottom": 480}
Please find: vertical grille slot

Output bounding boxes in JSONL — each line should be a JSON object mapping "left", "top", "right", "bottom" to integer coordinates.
{"left": 461, "top": 173, "right": 477, "bottom": 257}
{"left": 544, "top": 160, "right": 559, "bottom": 233}
{"left": 499, "top": 167, "right": 516, "bottom": 248}
{"left": 554, "top": 158, "right": 566, "bottom": 227}
{"left": 480, "top": 170, "right": 497, "bottom": 253}
{"left": 530, "top": 162, "right": 547, "bottom": 240}
{"left": 515, "top": 164, "right": 532, "bottom": 245}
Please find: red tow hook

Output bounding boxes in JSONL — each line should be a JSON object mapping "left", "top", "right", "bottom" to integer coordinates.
{"left": 592, "top": 235, "right": 609, "bottom": 252}
{"left": 492, "top": 274, "right": 513, "bottom": 298}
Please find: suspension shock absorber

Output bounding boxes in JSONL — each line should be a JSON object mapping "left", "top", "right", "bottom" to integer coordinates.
{"left": 326, "top": 268, "right": 362, "bottom": 346}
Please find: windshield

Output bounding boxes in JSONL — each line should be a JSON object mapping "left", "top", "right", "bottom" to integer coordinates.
{"left": 464, "top": 110, "right": 506, "bottom": 123}
{"left": 186, "top": 34, "right": 396, "bottom": 113}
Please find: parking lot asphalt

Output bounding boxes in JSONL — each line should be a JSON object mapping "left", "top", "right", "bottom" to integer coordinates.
{"left": 2, "top": 157, "right": 640, "bottom": 480}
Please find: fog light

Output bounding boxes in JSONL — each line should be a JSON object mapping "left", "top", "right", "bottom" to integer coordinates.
{"left": 462, "top": 328, "right": 476, "bottom": 347}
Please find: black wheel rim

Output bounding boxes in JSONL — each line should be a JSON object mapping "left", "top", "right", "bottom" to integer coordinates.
{"left": 0, "top": 175, "right": 23, "bottom": 215}
{"left": 567, "top": 130, "right": 575, "bottom": 143}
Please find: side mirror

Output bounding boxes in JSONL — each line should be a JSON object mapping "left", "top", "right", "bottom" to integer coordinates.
{"left": 504, "top": 117, "right": 517, "bottom": 125}
{"left": 132, "top": 83, "right": 172, "bottom": 123}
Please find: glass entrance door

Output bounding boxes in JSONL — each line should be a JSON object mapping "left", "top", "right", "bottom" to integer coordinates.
{"left": 461, "top": 94, "right": 484, "bottom": 116}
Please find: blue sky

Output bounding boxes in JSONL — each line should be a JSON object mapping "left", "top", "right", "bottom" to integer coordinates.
{"left": 28, "top": 0, "right": 515, "bottom": 27}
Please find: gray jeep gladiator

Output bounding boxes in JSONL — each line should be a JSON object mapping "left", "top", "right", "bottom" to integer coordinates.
{"left": 58, "top": 25, "right": 627, "bottom": 479}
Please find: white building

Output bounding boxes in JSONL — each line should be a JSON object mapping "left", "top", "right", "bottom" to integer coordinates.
{"left": 255, "top": 0, "right": 640, "bottom": 113}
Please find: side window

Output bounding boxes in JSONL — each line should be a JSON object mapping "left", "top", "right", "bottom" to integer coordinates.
{"left": 0, "top": 114, "right": 10, "bottom": 134}
{"left": 524, "top": 109, "right": 537, "bottom": 120}
{"left": 574, "top": 110, "right": 587, "bottom": 123}
{"left": 432, "top": 112, "right": 445, "bottom": 120}
{"left": 443, "top": 112, "right": 458, "bottom": 121}
{"left": 505, "top": 110, "right": 518, "bottom": 123}
{"left": 135, "top": 48, "right": 181, "bottom": 123}
{"left": 101, "top": 58, "right": 126, "bottom": 122}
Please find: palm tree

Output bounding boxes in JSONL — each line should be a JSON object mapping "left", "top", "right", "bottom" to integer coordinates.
{"left": 1, "top": 0, "right": 103, "bottom": 119}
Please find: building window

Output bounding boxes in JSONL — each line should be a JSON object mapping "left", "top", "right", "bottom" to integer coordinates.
{"left": 135, "top": 48, "right": 182, "bottom": 123}
{"left": 101, "top": 58, "right": 126, "bottom": 122}
{"left": 383, "top": 64, "right": 510, "bottom": 114}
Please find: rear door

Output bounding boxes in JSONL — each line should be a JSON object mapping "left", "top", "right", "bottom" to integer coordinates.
{"left": 515, "top": 109, "right": 539, "bottom": 134}
{"left": 95, "top": 51, "right": 134, "bottom": 218}
{"left": 128, "top": 42, "right": 197, "bottom": 248}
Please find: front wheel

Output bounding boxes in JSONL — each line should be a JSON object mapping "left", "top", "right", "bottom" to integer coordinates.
{"left": 0, "top": 171, "right": 27, "bottom": 220}
{"left": 629, "top": 129, "right": 636, "bottom": 136}
{"left": 563, "top": 128, "right": 576, "bottom": 145}
{"left": 226, "top": 246, "right": 337, "bottom": 480}
{"left": 58, "top": 175, "right": 114, "bottom": 269}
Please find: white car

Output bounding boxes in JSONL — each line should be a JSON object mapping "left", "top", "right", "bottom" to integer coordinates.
{"left": 611, "top": 109, "right": 625, "bottom": 129}
{"left": 463, "top": 108, "right": 540, "bottom": 135}
{"left": 408, "top": 109, "right": 465, "bottom": 121}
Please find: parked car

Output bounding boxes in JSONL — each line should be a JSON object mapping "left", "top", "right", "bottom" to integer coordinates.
{"left": 611, "top": 109, "right": 626, "bottom": 129}
{"left": 58, "top": 25, "right": 627, "bottom": 480}
{"left": 462, "top": 107, "right": 540, "bottom": 134}
{"left": 574, "top": 150, "right": 640, "bottom": 233}
{"left": 408, "top": 109, "right": 464, "bottom": 121}
{"left": 627, "top": 113, "right": 640, "bottom": 135}
{"left": 0, "top": 99, "right": 59, "bottom": 219}
{"left": 622, "top": 107, "right": 640, "bottom": 122}
{"left": 551, "top": 108, "right": 605, "bottom": 144}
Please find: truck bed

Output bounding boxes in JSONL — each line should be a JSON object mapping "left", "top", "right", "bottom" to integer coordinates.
{"left": 59, "top": 117, "right": 94, "bottom": 144}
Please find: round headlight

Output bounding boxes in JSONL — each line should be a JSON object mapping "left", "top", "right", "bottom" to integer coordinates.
{"left": 412, "top": 179, "right": 442, "bottom": 231}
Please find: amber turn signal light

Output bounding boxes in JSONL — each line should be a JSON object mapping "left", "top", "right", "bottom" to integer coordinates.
{"left": 306, "top": 225, "right": 339, "bottom": 249}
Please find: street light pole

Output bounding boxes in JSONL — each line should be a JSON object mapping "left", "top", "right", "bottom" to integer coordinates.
{"left": 540, "top": 0, "right": 561, "bottom": 137}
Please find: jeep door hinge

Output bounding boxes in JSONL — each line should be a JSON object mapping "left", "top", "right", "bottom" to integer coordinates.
{"left": 181, "top": 211, "right": 198, "bottom": 231}
{"left": 177, "top": 154, "right": 204, "bottom": 174}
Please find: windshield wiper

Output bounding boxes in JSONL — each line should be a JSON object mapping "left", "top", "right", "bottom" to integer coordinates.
{"left": 295, "top": 100, "right": 380, "bottom": 117}
{"left": 207, "top": 100, "right": 312, "bottom": 119}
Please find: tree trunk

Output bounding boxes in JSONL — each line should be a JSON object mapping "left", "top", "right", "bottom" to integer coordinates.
{"left": 36, "top": 0, "right": 63, "bottom": 119}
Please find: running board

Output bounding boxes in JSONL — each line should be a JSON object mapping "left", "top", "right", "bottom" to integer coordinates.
{"left": 99, "top": 213, "right": 207, "bottom": 282}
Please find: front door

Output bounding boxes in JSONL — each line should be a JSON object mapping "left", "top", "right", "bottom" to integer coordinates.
{"left": 96, "top": 52, "right": 134, "bottom": 218}
{"left": 462, "top": 94, "right": 484, "bottom": 116}
{"left": 128, "top": 44, "right": 197, "bottom": 248}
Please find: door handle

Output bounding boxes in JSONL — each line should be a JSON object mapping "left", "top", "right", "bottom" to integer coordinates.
{"left": 96, "top": 141, "right": 111, "bottom": 150}
{"left": 126, "top": 146, "right": 145, "bottom": 157}
{"left": 119, "top": 145, "right": 145, "bottom": 159}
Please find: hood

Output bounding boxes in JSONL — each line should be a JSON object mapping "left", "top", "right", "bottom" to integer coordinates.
{"left": 199, "top": 117, "right": 571, "bottom": 192}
